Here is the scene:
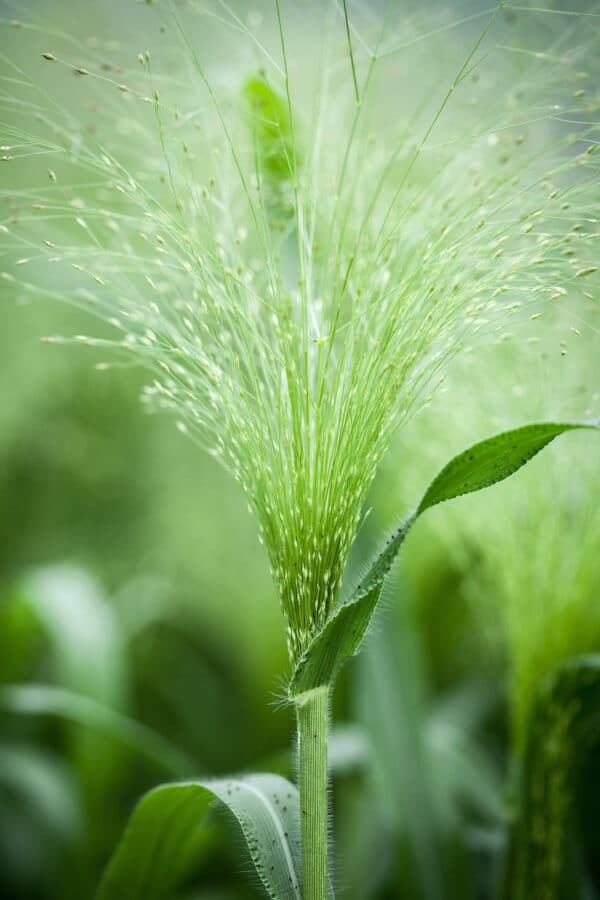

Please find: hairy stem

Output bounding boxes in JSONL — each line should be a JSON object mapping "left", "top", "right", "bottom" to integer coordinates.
{"left": 296, "top": 686, "right": 329, "bottom": 900}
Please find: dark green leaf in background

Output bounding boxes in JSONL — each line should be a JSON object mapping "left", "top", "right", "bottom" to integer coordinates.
{"left": 504, "top": 655, "right": 600, "bottom": 900}
{"left": 0, "top": 684, "right": 192, "bottom": 777}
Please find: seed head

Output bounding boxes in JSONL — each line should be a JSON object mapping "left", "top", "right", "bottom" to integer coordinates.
{"left": 2, "top": 2, "right": 599, "bottom": 660}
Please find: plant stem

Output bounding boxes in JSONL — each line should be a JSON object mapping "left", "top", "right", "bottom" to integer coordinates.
{"left": 296, "top": 686, "right": 329, "bottom": 900}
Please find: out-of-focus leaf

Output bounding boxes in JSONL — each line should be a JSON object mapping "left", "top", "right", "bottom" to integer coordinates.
{"left": 132, "top": 618, "right": 256, "bottom": 774}
{"left": 97, "top": 774, "right": 301, "bottom": 900}
{"left": 22, "top": 565, "right": 127, "bottom": 708}
{"left": 430, "top": 680, "right": 499, "bottom": 737}
{"left": 243, "top": 75, "right": 298, "bottom": 181}
{"left": 426, "top": 681, "right": 502, "bottom": 825}
{"left": 354, "top": 597, "right": 449, "bottom": 900}
{"left": 0, "top": 684, "right": 192, "bottom": 776}
{"left": 351, "top": 580, "right": 504, "bottom": 900}
{"left": 504, "top": 655, "right": 600, "bottom": 900}
{"left": 328, "top": 724, "right": 370, "bottom": 775}
{"left": 177, "top": 893, "right": 251, "bottom": 900}
{"left": 0, "top": 741, "right": 81, "bottom": 840}
{"left": 242, "top": 71, "right": 301, "bottom": 244}
{"left": 0, "top": 592, "right": 41, "bottom": 683}
{"left": 426, "top": 719, "right": 503, "bottom": 823}
{"left": 289, "top": 421, "right": 599, "bottom": 698}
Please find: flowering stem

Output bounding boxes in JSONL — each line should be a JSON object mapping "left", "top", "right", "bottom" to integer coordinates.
{"left": 296, "top": 686, "right": 329, "bottom": 900}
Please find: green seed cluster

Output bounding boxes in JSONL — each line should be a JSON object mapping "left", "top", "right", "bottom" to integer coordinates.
{"left": 1, "top": 3, "right": 598, "bottom": 659}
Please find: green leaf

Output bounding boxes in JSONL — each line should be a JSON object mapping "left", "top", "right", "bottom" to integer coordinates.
{"left": 328, "top": 723, "right": 370, "bottom": 775}
{"left": 505, "top": 655, "right": 600, "bottom": 900}
{"left": 427, "top": 721, "right": 503, "bottom": 824}
{"left": 415, "top": 421, "right": 595, "bottom": 514}
{"left": 289, "top": 420, "right": 599, "bottom": 698}
{"left": 97, "top": 774, "right": 301, "bottom": 900}
{"left": 0, "top": 683, "right": 192, "bottom": 776}
{"left": 0, "top": 741, "right": 81, "bottom": 840}
{"left": 354, "top": 598, "right": 447, "bottom": 900}
{"left": 22, "top": 565, "right": 128, "bottom": 709}
{"left": 427, "top": 688, "right": 503, "bottom": 824}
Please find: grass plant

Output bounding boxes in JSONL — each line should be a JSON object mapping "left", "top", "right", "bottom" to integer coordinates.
{"left": 1, "top": 2, "right": 599, "bottom": 896}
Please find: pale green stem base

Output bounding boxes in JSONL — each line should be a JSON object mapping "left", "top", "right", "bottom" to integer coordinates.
{"left": 296, "top": 686, "right": 329, "bottom": 900}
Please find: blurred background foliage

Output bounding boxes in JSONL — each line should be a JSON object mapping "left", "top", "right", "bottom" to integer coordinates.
{"left": 1, "top": 1, "right": 599, "bottom": 898}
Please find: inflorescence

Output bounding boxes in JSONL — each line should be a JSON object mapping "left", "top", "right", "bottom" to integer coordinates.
{"left": 1, "top": 1, "right": 598, "bottom": 658}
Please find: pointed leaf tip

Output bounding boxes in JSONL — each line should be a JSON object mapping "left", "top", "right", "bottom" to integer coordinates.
{"left": 417, "top": 421, "right": 598, "bottom": 514}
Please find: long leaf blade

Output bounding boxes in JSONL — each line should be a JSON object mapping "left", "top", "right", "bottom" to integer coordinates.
{"left": 289, "top": 421, "right": 599, "bottom": 697}
{"left": 21, "top": 565, "right": 127, "bottom": 709}
{"left": 0, "top": 683, "right": 192, "bottom": 776}
{"left": 97, "top": 774, "right": 301, "bottom": 900}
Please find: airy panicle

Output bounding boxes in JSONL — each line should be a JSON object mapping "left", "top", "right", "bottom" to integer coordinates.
{"left": 1, "top": 2, "right": 598, "bottom": 658}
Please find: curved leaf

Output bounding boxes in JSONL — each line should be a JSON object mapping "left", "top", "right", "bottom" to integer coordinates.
{"left": 504, "top": 655, "right": 600, "bottom": 900}
{"left": 97, "top": 774, "right": 301, "bottom": 900}
{"left": 0, "top": 741, "right": 81, "bottom": 840}
{"left": 289, "top": 420, "right": 599, "bottom": 697}
{"left": 21, "top": 565, "right": 127, "bottom": 709}
{"left": 0, "top": 683, "right": 192, "bottom": 776}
